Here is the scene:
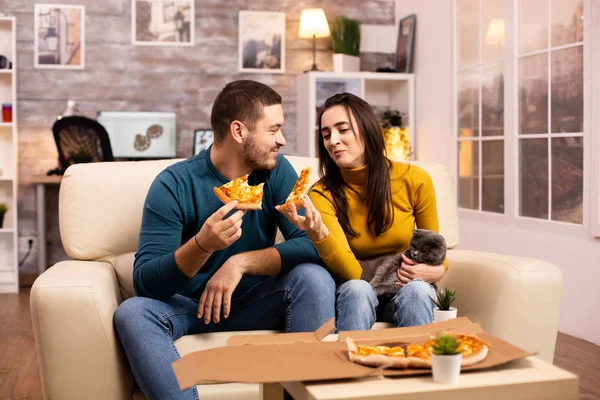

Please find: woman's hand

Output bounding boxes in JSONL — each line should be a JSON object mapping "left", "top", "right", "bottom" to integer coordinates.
{"left": 276, "top": 195, "right": 329, "bottom": 242}
{"left": 395, "top": 254, "right": 445, "bottom": 286}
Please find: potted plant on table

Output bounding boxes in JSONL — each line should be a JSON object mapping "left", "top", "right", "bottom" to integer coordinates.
{"left": 432, "top": 287, "right": 457, "bottom": 323}
{"left": 0, "top": 202, "right": 8, "bottom": 229}
{"left": 330, "top": 16, "right": 361, "bottom": 72}
{"left": 430, "top": 333, "right": 462, "bottom": 384}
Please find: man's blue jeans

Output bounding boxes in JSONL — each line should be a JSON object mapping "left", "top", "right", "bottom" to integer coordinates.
{"left": 114, "top": 263, "right": 335, "bottom": 400}
{"left": 335, "top": 279, "right": 435, "bottom": 331}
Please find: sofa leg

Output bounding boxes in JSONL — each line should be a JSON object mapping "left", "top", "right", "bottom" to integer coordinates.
{"left": 260, "top": 383, "right": 284, "bottom": 400}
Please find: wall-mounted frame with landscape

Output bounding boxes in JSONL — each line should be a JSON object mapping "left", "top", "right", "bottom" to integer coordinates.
{"left": 395, "top": 13, "right": 416, "bottom": 73}
{"left": 34, "top": 4, "right": 85, "bottom": 69}
{"left": 132, "top": 0, "right": 194, "bottom": 46}
{"left": 238, "top": 11, "right": 285, "bottom": 73}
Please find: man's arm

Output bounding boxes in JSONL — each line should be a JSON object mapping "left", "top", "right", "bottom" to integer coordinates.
{"left": 175, "top": 201, "right": 245, "bottom": 277}
{"left": 197, "top": 246, "right": 282, "bottom": 324}
{"left": 134, "top": 172, "right": 196, "bottom": 300}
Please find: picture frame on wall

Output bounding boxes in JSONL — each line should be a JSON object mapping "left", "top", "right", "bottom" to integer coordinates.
{"left": 132, "top": 0, "right": 194, "bottom": 46}
{"left": 395, "top": 14, "right": 416, "bottom": 73}
{"left": 238, "top": 11, "right": 285, "bottom": 73}
{"left": 34, "top": 4, "right": 85, "bottom": 69}
{"left": 193, "top": 128, "right": 214, "bottom": 156}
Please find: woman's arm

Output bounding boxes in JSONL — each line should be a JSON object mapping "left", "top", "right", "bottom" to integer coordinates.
{"left": 277, "top": 189, "right": 363, "bottom": 280}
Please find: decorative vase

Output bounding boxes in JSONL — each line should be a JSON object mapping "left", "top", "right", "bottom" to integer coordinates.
{"left": 431, "top": 353, "right": 462, "bottom": 384}
{"left": 433, "top": 307, "right": 457, "bottom": 323}
{"left": 333, "top": 54, "right": 360, "bottom": 73}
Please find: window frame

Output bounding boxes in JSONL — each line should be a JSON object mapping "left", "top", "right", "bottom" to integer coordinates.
{"left": 453, "top": 0, "right": 591, "bottom": 236}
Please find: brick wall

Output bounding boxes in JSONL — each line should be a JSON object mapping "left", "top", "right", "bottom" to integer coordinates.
{"left": 2, "top": 0, "right": 394, "bottom": 273}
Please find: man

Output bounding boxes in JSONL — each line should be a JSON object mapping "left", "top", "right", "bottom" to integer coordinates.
{"left": 114, "top": 80, "right": 336, "bottom": 400}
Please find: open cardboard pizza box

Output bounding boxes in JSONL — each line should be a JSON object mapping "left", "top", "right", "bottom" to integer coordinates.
{"left": 172, "top": 317, "right": 534, "bottom": 390}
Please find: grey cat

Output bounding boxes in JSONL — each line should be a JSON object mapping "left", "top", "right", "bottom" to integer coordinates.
{"left": 358, "top": 229, "right": 447, "bottom": 297}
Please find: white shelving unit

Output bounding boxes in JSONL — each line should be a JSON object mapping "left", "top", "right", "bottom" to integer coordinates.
{"left": 295, "top": 72, "right": 415, "bottom": 158}
{"left": 0, "top": 17, "right": 18, "bottom": 293}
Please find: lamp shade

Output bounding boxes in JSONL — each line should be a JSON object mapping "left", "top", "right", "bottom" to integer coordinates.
{"left": 485, "top": 18, "right": 505, "bottom": 45}
{"left": 299, "top": 8, "right": 331, "bottom": 39}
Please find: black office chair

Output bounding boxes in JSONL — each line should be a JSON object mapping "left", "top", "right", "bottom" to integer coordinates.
{"left": 51, "top": 116, "right": 114, "bottom": 174}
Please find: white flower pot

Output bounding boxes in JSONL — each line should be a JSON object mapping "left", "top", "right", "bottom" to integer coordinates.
{"left": 431, "top": 353, "right": 462, "bottom": 384}
{"left": 433, "top": 307, "right": 457, "bottom": 323}
{"left": 333, "top": 54, "right": 360, "bottom": 73}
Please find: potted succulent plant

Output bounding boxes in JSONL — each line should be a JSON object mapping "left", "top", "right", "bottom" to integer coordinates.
{"left": 330, "top": 16, "right": 361, "bottom": 72}
{"left": 0, "top": 202, "right": 8, "bottom": 229}
{"left": 430, "top": 334, "right": 462, "bottom": 384}
{"left": 432, "top": 287, "right": 457, "bottom": 323}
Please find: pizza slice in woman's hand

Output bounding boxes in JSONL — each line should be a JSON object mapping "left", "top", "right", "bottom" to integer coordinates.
{"left": 213, "top": 174, "right": 264, "bottom": 210}
{"left": 278, "top": 166, "right": 312, "bottom": 211}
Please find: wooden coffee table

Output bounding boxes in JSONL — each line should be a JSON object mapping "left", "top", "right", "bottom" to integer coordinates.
{"left": 269, "top": 356, "right": 578, "bottom": 400}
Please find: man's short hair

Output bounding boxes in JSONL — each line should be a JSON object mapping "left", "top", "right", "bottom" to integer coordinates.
{"left": 211, "top": 80, "right": 282, "bottom": 143}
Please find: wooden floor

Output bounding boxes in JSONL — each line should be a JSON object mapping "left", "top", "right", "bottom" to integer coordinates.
{"left": 1, "top": 289, "right": 599, "bottom": 399}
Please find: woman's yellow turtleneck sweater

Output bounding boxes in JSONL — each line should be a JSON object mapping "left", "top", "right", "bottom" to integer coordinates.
{"left": 308, "top": 161, "right": 448, "bottom": 281}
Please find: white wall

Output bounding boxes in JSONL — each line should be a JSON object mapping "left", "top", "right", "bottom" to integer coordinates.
{"left": 395, "top": 0, "right": 600, "bottom": 345}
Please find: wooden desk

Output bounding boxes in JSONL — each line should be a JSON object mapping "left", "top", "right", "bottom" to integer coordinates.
{"left": 277, "top": 356, "right": 578, "bottom": 400}
{"left": 31, "top": 175, "right": 62, "bottom": 274}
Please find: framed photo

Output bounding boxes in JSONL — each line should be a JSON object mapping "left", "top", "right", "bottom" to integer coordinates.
{"left": 132, "top": 0, "right": 194, "bottom": 46}
{"left": 194, "top": 128, "right": 214, "bottom": 156}
{"left": 238, "top": 11, "right": 285, "bottom": 73}
{"left": 395, "top": 14, "right": 416, "bottom": 73}
{"left": 34, "top": 4, "right": 85, "bottom": 69}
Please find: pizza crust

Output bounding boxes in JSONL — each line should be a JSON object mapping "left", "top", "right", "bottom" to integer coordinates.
{"left": 213, "top": 187, "right": 234, "bottom": 205}
{"left": 407, "top": 356, "right": 432, "bottom": 368}
{"left": 461, "top": 344, "right": 488, "bottom": 366}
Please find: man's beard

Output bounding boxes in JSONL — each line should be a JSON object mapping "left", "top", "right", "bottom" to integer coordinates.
{"left": 243, "top": 133, "right": 278, "bottom": 170}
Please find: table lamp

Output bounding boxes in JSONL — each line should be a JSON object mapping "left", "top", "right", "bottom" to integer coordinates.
{"left": 298, "top": 8, "right": 331, "bottom": 72}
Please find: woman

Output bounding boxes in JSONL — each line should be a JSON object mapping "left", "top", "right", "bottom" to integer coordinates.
{"left": 277, "top": 93, "right": 447, "bottom": 331}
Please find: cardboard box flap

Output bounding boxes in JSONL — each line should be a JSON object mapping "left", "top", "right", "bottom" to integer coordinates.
{"left": 227, "top": 317, "right": 335, "bottom": 346}
{"left": 173, "top": 317, "right": 535, "bottom": 388}
{"left": 339, "top": 316, "right": 476, "bottom": 341}
{"left": 173, "top": 341, "right": 379, "bottom": 390}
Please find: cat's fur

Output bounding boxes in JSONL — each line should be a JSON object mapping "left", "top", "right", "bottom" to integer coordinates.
{"left": 358, "top": 229, "right": 447, "bottom": 297}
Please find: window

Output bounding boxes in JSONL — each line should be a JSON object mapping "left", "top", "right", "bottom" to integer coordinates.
{"left": 455, "top": 0, "right": 585, "bottom": 224}
{"left": 517, "top": 0, "right": 584, "bottom": 224}
{"left": 456, "top": 0, "right": 505, "bottom": 213}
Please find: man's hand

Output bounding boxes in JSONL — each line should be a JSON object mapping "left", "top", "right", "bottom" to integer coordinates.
{"left": 276, "top": 196, "right": 329, "bottom": 242}
{"left": 195, "top": 200, "right": 245, "bottom": 253}
{"left": 395, "top": 254, "right": 445, "bottom": 287}
{"left": 197, "top": 255, "right": 245, "bottom": 324}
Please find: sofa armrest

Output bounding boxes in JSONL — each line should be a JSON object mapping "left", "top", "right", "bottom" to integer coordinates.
{"left": 30, "top": 260, "right": 133, "bottom": 400}
{"left": 442, "top": 249, "right": 563, "bottom": 363}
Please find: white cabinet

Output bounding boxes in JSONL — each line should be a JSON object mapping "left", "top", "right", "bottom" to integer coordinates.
{"left": 295, "top": 72, "right": 415, "bottom": 158}
{"left": 0, "top": 17, "right": 18, "bottom": 293}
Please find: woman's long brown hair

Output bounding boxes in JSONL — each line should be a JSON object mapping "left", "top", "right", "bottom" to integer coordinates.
{"left": 314, "top": 93, "right": 393, "bottom": 237}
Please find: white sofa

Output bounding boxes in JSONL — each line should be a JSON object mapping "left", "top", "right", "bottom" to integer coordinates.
{"left": 30, "top": 156, "right": 563, "bottom": 400}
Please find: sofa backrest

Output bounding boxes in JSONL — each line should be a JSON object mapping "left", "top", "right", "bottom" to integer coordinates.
{"left": 59, "top": 156, "right": 459, "bottom": 261}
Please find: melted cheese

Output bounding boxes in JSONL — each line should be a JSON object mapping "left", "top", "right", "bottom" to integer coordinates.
{"left": 285, "top": 167, "right": 311, "bottom": 202}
